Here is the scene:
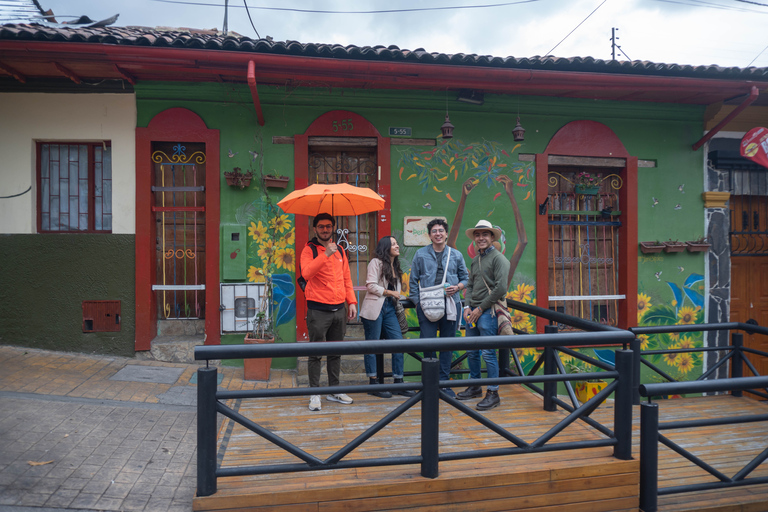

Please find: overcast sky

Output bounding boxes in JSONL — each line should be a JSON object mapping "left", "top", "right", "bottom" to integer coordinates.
{"left": 39, "top": 0, "right": 768, "bottom": 68}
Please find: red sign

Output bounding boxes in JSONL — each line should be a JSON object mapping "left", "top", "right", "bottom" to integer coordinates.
{"left": 740, "top": 127, "right": 768, "bottom": 169}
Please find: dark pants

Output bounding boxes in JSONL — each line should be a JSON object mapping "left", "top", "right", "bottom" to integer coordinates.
{"left": 306, "top": 308, "right": 346, "bottom": 388}
{"left": 416, "top": 304, "right": 457, "bottom": 383}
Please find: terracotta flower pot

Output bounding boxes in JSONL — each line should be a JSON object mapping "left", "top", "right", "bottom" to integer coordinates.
{"left": 639, "top": 241, "right": 665, "bottom": 254}
{"left": 686, "top": 242, "right": 711, "bottom": 253}
{"left": 243, "top": 335, "right": 274, "bottom": 381}
{"left": 263, "top": 176, "right": 289, "bottom": 189}
{"left": 663, "top": 242, "right": 686, "bottom": 253}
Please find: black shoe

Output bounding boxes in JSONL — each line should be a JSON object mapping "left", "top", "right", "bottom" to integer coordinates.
{"left": 368, "top": 380, "right": 392, "bottom": 398}
{"left": 393, "top": 379, "right": 417, "bottom": 397}
{"left": 476, "top": 390, "right": 500, "bottom": 411}
{"left": 456, "top": 386, "right": 483, "bottom": 400}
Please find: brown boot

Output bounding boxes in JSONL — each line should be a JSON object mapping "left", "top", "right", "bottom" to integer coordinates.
{"left": 476, "top": 390, "right": 500, "bottom": 411}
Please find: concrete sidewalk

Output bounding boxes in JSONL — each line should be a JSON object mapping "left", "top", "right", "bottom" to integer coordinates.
{"left": 0, "top": 345, "right": 293, "bottom": 511}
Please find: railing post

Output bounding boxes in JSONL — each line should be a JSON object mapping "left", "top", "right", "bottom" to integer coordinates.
{"left": 197, "top": 366, "right": 218, "bottom": 497}
{"left": 421, "top": 357, "right": 440, "bottom": 478}
{"left": 613, "top": 350, "right": 633, "bottom": 460}
{"left": 732, "top": 332, "right": 743, "bottom": 397}
{"left": 376, "top": 353, "right": 385, "bottom": 383}
{"left": 630, "top": 337, "right": 641, "bottom": 406}
{"left": 499, "top": 348, "right": 510, "bottom": 376}
{"left": 543, "top": 325, "right": 558, "bottom": 412}
{"left": 639, "top": 401, "right": 659, "bottom": 512}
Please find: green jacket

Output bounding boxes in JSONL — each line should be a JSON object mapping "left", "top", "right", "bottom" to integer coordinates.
{"left": 465, "top": 246, "right": 510, "bottom": 312}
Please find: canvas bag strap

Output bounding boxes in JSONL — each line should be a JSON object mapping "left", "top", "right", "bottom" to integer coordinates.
{"left": 440, "top": 247, "right": 451, "bottom": 287}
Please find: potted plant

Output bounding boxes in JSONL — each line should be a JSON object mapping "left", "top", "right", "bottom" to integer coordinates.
{"left": 263, "top": 171, "right": 290, "bottom": 189}
{"left": 224, "top": 166, "right": 253, "bottom": 189}
{"left": 639, "top": 241, "right": 665, "bottom": 254}
{"left": 663, "top": 239, "right": 687, "bottom": 253}
{"left": 573, "top": 171, "right": 601, "bottom": 195}
{"left": 567, "top": 362, "right": 608, "bottom": 406}
{"left": 243, "top": 288, "right": 275, "bottom": 381}
{"left": 686, "top": 236, "right": 711, "bottom": 253}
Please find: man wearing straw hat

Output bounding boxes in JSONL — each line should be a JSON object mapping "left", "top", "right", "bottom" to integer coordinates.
{"left": 458, "top": 219, "right": 510, "bottom": 411}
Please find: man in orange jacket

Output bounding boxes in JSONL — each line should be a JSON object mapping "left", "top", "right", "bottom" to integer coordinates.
{"left": 300, "top": 212, "right": 358, "bottom": 411}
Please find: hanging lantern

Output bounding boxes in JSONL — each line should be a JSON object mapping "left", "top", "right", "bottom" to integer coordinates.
{"left": 441, "top": 113, "right": 454, "bottom": 139}
{"left": 512, "top": 116, "right": 525, "bottom": 142}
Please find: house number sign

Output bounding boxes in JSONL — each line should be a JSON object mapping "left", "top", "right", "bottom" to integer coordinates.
{"left": 331, "top": 118, "right": 354, "bottom": 132}
{"left": 389, "top": 127, "right": 412, "bottom": 137}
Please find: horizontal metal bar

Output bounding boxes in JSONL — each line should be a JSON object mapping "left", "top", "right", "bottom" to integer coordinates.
{"left": 549, "top": 294, "right": 626, "bottom": 301}
{"left": 217, "top": 383, "right": 418, "bottom": 400}
{"left": 641, "top": 376, "right": 768, "bottom": 396}
{"left": 217, "top": 455, "right": 423, "bottom": 477}
{"left": 642, "top": 346, "right": 727, "bottom": 355}
{"left": 151, "top": 206, "right": 205, "bottom": 212}
{"left": 150, "top": 186, "right": 205, "bottom": 192}
{"left": 196, "top": 330, "right": 636, "bottom": 360}
{"left": 659, "top": 413, "right": 768, "bottom": 431}
{"left": 507, "top": 299, "right": 624, "bottom": 332}
{"left": 152, "top": 284, "right": 205, "bottom": 291}
{"left": 548, "top": 220, "right": 621, "bottom": 227}
{"left": 659, "top": 475, "right": 768, "bottom": 496}
{"left": 439, "top": 438, "right": 616, "bottom": 462}
{"left": 631, "top": 322, "right": 768, "bottom": 336}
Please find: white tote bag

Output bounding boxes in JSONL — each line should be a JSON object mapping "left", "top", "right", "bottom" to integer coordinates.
{"left": 419, "top": 247, "right": 451, "bottom": 322}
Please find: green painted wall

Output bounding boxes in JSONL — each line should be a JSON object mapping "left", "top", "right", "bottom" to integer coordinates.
{"left": 0, "top": 234, "right": 135, "bottom": 356}
{"left": 136, "top": 82, "right": 709, "bottom": 379}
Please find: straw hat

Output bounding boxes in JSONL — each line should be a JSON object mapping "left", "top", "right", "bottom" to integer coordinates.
{"left": 465, "top": 220, "right": 502, "bottom": 241}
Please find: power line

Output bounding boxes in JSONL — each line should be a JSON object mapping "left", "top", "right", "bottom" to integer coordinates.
{"left": 544, "top": 0, "right": 608, "bottom": 57}
{"left": 150, "top": 0, "right": 540, "bottom": 14}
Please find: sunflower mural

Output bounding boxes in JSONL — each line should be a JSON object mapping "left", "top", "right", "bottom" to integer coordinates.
{"left": 238, "top": 200, "right": 296, "bottom": 330}
{"left": 636, "top": 273, "right": 706, "bottom": 381}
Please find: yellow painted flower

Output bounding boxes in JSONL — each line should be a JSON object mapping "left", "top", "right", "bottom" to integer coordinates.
{"left": 678, "top": 337, "right": 696, "bottom": 350}
{"left": 401, "top": 271, "right": 410, "bottom": 295}
{"left": 247, "top": 265, "right": 265, "bottom": 283}
{"left": 286, "top": 229, "right": 295, "bottom": 246}
{"left": 638, "top": 334, "right": 650, "bottom": 350}
{"left": 558, "top": 352, "right": 574, "bottom": 364}
{"left": 669, "top": 332, "right": 680, "bottom": 341}
{"left": 270, "top": 214, "right": 291, "bottom": 234}
{"left": 509, "top": 283, "right": 535, "bottom": 304}
{"left": 510, "top": 310, "right": 532, "bottom": 332}
{"left": 637, "top": 293, "right": 652, "bottom": 322}
{"left": 671, "top": 300, "right": 678, "bottom": 307}
{"left": 662, "top": 351, "right": 678, "bottom": 365}
{"left": 248, "top": 221, "right": 268, "bottom": 241}
{"left": 274, "top": 247, "right": 295, "bottom": 272}
{"left": 675, "top": 353, "right": 695, "bottom": 374}
{"left": 677, "top": 306, "right": 697, "bottom": 325}
{"left": 257, "top": 239, "right": 276, "bottom": 263}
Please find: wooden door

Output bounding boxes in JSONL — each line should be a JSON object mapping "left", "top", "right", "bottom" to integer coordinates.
{"left": 730, "top": 256, "right": 768, "bottom": 378}
{"left": 151, "top": 142, "right": 207, "bottom": 319}
{"left": 308, "top": 145, "right": 378, "bottom": 319}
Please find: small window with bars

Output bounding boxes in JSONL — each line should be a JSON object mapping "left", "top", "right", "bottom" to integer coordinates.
{"left": 37, "top": 142, "right": 112, "bottom": 233}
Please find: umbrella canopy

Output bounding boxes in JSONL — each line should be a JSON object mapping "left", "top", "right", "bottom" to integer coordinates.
{"left": 277, "top": 183, "right": 385, "bottom": 217}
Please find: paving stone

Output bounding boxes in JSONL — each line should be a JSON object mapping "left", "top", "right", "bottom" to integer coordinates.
{"left": 110, "top": 366, "right": 185, "bottom": 384}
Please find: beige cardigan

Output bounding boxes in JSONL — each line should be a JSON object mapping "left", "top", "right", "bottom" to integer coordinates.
{"left": 359, "top": 257, "right": 402, "bottom": 321}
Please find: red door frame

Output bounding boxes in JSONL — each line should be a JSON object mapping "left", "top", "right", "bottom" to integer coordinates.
{"left": 293, "top": 110, "right": 391, "bottom": 341}
{"left": 135, "top": 108, "right": 221, "bottom": 351}
{"left": 534, "top": 120, "right": 638, "bottom": 332}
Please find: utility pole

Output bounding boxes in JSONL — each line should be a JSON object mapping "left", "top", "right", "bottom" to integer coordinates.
{"left": 611, "top": 27, "right": 618, "bottom": 60}
{"left": 223, "top": 0, "right": 229, "bottom": 35}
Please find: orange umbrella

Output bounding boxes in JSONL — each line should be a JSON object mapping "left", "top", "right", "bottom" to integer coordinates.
{"left": 277, "top": 183, "right": 385, "bottom": 217}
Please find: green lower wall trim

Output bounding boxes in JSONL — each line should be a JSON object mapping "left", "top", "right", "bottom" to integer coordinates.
{"left": 0, "top": 234, "right": 136, "bottom": 357}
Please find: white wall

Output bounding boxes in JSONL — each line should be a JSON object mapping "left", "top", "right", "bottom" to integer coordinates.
{"left": 0, "top": 93, "right": 136, "bottom": 234}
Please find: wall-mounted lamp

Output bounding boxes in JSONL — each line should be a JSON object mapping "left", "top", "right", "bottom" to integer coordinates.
{"left": 512, "top": 116, "right": 526, "bottom": 142}
{"left": 441, "top": 113, "right": 455, "bottom": 139}
{"left": 457, "top": 89, "right": 484, "bottom": 105}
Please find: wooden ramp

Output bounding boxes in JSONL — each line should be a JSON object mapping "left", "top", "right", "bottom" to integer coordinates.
{"left": 193, "top": 385, "right": 768, "bottom": 512}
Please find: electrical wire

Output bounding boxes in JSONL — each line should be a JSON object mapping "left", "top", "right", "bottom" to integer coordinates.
{"left": 243, "top": 0, "right": 260, "bottom": 38}
{"left": 150, "top": 0, "right": 539, "bottom": 14}
{"left": 544, "top": 0, "right": 608, "bottom": 57}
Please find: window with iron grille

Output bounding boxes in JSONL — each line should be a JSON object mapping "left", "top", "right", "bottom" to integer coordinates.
{"left": 37, "top": 142, "right": 112, "bottom": 233}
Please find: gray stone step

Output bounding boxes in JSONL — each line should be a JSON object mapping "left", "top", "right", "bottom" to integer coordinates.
{"left": 142, "top": 334, "right": 206, "bottom": 364}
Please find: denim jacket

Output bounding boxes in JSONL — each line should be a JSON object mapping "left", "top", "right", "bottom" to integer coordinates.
{"left": 408, "top": 245, "right": 469, "bottom": 307}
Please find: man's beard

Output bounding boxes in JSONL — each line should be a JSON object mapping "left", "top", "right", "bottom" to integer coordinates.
{"left": 317, "top": 231, "right": 333, "bottom": 242}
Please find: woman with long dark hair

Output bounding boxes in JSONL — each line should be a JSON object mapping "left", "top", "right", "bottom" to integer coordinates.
{"left": 359, "top": 236, "right": 415, "bottom": 398}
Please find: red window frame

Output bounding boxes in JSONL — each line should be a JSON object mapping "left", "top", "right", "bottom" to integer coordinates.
{"left": 37, "top": 141, "right": 112, "bottom": 233}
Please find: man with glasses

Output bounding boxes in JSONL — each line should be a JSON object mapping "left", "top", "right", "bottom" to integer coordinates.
{"left": 409, "top": 218, "right": 469, "bottom": 397}
{"left": 300, "top": 212, "right": 357, "bottom": 411}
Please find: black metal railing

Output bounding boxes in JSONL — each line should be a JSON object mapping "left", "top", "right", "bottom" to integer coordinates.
{"left": 194, "top": 329, "right": 636, "bottom": 497}
{"left": 638, "top": 376, "right": 768, "bottom": 512}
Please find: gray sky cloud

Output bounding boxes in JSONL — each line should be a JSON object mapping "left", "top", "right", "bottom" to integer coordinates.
{"left": 40, "top": 0, "right": 768, "bottom": 67}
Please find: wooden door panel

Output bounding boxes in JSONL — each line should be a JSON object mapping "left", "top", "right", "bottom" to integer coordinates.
{"left": 730, "top": 256, "right": 768, "bottom": 379}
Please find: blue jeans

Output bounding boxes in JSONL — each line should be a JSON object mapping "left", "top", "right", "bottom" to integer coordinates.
{"left": 465, "top": 308, "right": 499, "bottom": 391}
{"left": 362, "top": 299, "right": 404, "bottom": 379}
{"left": 416, "top": 304, "right": 457, "bottom": 385}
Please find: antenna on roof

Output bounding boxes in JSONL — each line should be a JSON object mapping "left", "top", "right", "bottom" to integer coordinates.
{"left": 611, "top": 27, "right": 618, "bottom": 61}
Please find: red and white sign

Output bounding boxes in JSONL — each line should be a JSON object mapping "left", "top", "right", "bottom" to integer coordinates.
{"left": 740, "top": 127, "right": 768, "bottom": 169}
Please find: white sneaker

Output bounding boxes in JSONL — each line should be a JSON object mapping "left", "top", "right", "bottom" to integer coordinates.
{"left": 308, "top": 395, "right": 321, "bottom": 411}
{"left": 327, "top": 393, "right": 353, "bottom": 405}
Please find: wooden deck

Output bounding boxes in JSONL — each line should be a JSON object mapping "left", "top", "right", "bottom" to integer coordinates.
{"left": 193, "top": 384, "right": 768, "bottom": 512}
